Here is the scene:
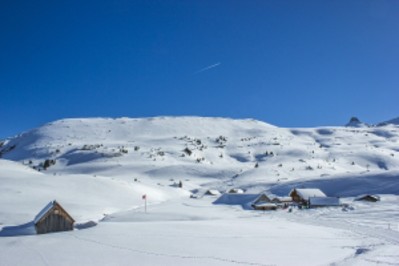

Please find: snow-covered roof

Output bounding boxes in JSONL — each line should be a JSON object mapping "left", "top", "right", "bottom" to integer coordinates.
{"left": 354, "top": 194, "right": 380, "bottom": 201}
{"left": 291, "top": 188, "right": 326, "bottom": 200}
{"left": 205, "top": 189, "right": 221, "bottom": 196}
{"left": 33, "top": 200, "right": 75, "bottom": 224}
{"left": 34, "top": 200, "right": 56, "bottom": 224}
{"left": 253, "top": 193, "right": 272, "bottom": 204}
{"left": 214, "top": 194, "right": 259, "bottom": 206}
{"left": 309, "top": 197, "right": 340, "bottom": 206}
{"left": 227, "top": 188, "right": 244, "bottom": 194}
{"left": 272, "top": 196, "right": 292, "bottom": 203}
{"left": 252, "top": 202, "right": 277, "bottom": 208}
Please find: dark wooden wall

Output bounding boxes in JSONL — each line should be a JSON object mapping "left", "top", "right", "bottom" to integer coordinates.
{"left": 35, "top": 207, "right": 74, "bottom": 234}
{"left": 290, "top": 190, "right": 301, "bottom": 203}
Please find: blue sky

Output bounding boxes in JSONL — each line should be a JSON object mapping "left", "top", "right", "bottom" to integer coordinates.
{"left": 1, "top": 0, "right": 398, "bottom": 138}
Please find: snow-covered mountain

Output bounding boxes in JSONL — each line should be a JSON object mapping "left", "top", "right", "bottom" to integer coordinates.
{"left": 1, "top": 116, "right": 398, "bottom": 194}
{"left": 378, "top": 116, "right": 399, "bottom": 126}
{"left": 1, "top": 116, "right": 399, "bottom": 266}
{"left": 345, "top": 116, "right": 369, "bottom": 127}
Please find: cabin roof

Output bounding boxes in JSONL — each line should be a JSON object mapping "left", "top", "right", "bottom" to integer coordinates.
{"left": 205, "top": 189, "right": 221, "bottom": 196}
{"left": 253, "top": 193, "right": 272, "bottom": 204}
{"left": 252, "top": 202, "right": 277, "bottom": 207}
{"left": 227, "top": 188, "right": 244, "bottom": 194}
{"left": 354, "top": 194, "right": 380, "bottom": 201}
{"left": 34, "top": 201, "right": 56, "bottom": 224}
{"left": 34, "top": 200, "right": 75, "bottom": 224}
{"left": 214, "top": 193, "right": 259, "bottom": 206}
{"left": 272, "top": 196, "right": 292, "bottom": 202}
{"left": 290, "top": 188, "right": 326, "bottom": 200}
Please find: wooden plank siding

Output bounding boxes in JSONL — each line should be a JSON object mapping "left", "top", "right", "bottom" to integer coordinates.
{"left": 35, "top": 201, "right": 74, "bottom": 234}
{"left": 289, "top": 190, "right": 304, "bottom": 204}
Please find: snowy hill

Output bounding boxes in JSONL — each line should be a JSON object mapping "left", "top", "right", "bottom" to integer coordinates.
{"left": 1, "top": 116, "right": 399, "bottom": 265}
{"left": 1, "top": 116, "right": 398, "bottom": 188}
{"left": 345, "top": 116, "right": 369, "bottom": 127}
{"left": 378, "top": 116, "right": 399, "bottom": 126}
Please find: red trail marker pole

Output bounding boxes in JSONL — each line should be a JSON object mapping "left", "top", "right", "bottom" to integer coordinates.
{"left": 142, "top": 194, "right": 147, "bottom": 213}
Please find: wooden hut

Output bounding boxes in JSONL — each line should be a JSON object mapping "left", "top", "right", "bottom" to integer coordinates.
{"left": 251, "top": 193, "right": 277, "bottom": 210}
{"left": 34, "top": 200, "right": 75, "bottom": 234}
{"left": 204, "top": 189, "right": 221, "bottom": 196}
{"left": 354, "top": 194, "right": 380, "bottom": 202}
{"left": 227, "top": 188, "right": 244, "bottom": 194}
{"left": 289, "top": 188, "right": 326, "bottom": 205}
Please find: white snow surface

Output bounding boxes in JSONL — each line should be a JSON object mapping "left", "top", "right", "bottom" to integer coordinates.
{"left": 1, "top": 116, "right": 399, "bottom": 265}
{"left": 291, "top": 188, "right": 327, "bottom": 199}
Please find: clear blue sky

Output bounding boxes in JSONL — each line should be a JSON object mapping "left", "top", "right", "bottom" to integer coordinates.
{"left": 1, "top": 0, "right": 398, "bottom": 138}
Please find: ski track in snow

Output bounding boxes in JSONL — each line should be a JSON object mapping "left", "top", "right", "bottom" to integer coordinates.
{"left": 281, "top": 207, "right": 399, "bottom": 265}
{"left": 67, "top": 233, "right": 274, "bottom": 266}
{"left": 21, "top": 240, "right": 50, "bottom": 266}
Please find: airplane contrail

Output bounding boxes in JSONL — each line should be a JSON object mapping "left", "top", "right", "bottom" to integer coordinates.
{"left": 194, "top": 62, "right": 221, "bottom": 74}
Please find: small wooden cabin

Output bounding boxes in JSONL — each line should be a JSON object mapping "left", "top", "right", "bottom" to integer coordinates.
{"left": 289, "top": 188, "right": 327, "bottom": 205}
{"left": 251, "top": 193, "right": 276, "bottom": 210}
{"left": 227, "top": 188, "right": 244, "bottom": 194}
{"left": 354, "top": 194, "right": 380, "bottom": 202}
{"left": 204, "top": 189, "right": 221, "bottom": 196}
{"left": 34, "top": 200, "right": 75, "bottom": 234}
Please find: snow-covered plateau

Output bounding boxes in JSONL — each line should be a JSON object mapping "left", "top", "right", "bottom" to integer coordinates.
{"left": 0, "top": 116, "right": 398, "bottom": 265}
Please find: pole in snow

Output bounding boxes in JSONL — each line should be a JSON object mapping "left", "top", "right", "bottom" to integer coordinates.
{"left": 142, "top": 194, "right": 147, "bottom": 213}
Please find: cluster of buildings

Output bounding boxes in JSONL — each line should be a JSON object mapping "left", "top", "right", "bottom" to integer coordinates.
{"left": 212, "top": 187, "right": 380, "bottom": 211}
{"left": 251, "top": 188, "right": 341, "bottom": 210}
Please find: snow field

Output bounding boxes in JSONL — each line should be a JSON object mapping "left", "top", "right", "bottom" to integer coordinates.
{"left": 0, "top": 197, "right": 359, "bottom": 266}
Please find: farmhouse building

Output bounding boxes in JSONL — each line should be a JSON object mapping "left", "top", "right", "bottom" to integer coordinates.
{"left": 251, "top": 193, "right": 278, "bottom": 210}
{"left": 34, "top": 200, "right": 75, "bottom": 234}
{"left": 289, "top": 188, "right": 327, "bottom": 204}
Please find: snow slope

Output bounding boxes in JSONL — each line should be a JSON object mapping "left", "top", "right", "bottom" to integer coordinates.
{"left": 378, "top": 117, "right": 399, "bottom": 126}
{"left": 0, "top": 159, "right": 188, "bottom": 226}
{"left": 1, "top": 117, "right": 398, "bottom": 190}
{"left": 1, "top": 116, "right": 399, "bottom": 265}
